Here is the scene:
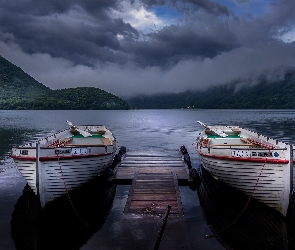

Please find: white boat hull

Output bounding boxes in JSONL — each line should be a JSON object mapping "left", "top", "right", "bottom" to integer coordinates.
{"left": 11, "top": 124, "right": 117, "bottom": 207}
{"left": 13, "top": 149, "right": 116, "bottom": 207}
{"left": 198, "top": 152, "right": 291, "bottom": 216}
{"left": 195, "top": 123, "right": 293, "bottom": 217}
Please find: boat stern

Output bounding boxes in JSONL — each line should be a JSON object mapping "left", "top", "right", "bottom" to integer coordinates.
{"left": 11, "top": 146, "right": 38, "bottom": 195}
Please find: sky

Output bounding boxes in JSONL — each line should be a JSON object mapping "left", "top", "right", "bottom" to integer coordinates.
{"left": 0, "top": 0, "right": 295, "bottom": 97}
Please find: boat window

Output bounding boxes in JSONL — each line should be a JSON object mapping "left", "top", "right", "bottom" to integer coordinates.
{"left": 257, "top": 152, "right": 272, "bottom": 157}
{"left": 20, "top": 150, "right": 28, "bottom": 155}
{"left": 252, "top": 152, "right": 273, "bottom": 157}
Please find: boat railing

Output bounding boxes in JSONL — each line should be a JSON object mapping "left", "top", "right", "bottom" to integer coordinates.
{"left": 209, "top": 145, "right": 287, "bottom": 150}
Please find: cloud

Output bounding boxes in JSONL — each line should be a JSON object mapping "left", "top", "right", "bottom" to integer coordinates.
{"left": 139, "top": 0, "right": 231, "bottom": 16}
{"left": 0, "top": 0, "right": 295, "bottom": 97}
{"left": 111, "top": 1, "right": 169, "bottom": 34}
{"left": 120, "top": 15, "right": 240, "bottom": 67}
{"left": 0, "top": 1, "right": 139, "bottom": 66}
{"left": 234, "top": 0, "right": 248, "bottom": 3}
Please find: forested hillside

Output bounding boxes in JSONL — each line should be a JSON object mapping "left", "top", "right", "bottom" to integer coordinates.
{"left": 126, "top": 69, "right": 295, "bottom": 109}
{"left": 0, "top": 56, "right": 129, "bottom": 110}
{"left": 2, "top": 54, "right": 295, "bottom": 110}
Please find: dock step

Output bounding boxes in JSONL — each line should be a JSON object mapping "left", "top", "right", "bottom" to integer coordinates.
{"left": 124, "top": 172, "right": 183, "bottom": 216}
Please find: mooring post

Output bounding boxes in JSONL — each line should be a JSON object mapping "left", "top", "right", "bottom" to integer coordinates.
{"left": 154, "top": 205, "right": 172, "bottom": 250}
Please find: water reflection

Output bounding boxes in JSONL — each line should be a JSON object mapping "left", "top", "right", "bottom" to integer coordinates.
{"left": 0, "top": 126, "right": 53, "bottom": 171}
{"left": 0, "top": 127, "right": 34, "bottom": 159}
{"left": 197, "top": 166, "right": 295, "bottom": 250}
{"left": 11, "top": 177, "right": 116, "bottom": 250}
{"left": 243, "top": 119, "right": 295, "bottom": 144}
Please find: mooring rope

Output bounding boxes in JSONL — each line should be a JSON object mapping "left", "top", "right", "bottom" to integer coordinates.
{"left": 56, "top": 153, "right": 89, "bottom": 227}
{"left": 205, "top": 151, "right": 269, "bottom": 239}
{"left": 187, "top": 141, "right": 196, "bottom": 149}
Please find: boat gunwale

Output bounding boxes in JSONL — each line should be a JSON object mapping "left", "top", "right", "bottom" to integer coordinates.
{"left": 11, "top": 151, "right": 115, "bottom": 162}
{"left": 196, "top": 149, "right": 290, "bottom": 164}
{"left": 207, "top": 145, "right": 288, "bottom": 150}
{"left": 14, "top": 144, "right": 112, "bottom": 149}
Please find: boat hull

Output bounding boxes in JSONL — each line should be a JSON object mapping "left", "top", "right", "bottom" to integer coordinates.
{"left": 11, "top": 124, "right": 117, "bottom": 207}
{"left": 195, "top": 124, "right": 293, "bottom": 217}
{"left": 13, "top": 150, "right": 116, "bottom": 207}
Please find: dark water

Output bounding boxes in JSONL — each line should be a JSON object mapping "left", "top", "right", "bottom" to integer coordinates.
{"left": 1, "top": 109, "right": 295, "bottom": 250}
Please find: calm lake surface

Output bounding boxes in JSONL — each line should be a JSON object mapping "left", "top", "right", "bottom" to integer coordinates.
{"left": 1, "top": 109, "right": 295, "bottom": 250}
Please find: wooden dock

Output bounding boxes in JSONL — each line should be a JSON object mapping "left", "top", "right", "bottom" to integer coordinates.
{"left": 110, "top": 149, "right": 192, "bottom": 249}
{"left": 112, "top": 150, "right": 190, "bottom": 185}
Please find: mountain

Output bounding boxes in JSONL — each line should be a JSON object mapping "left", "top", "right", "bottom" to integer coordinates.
{"left": 126, "top": 69, "right": 295, "bottom": 109}
{"left": 2, "top": 53, "right": 294, "bottom": 110}
{"left": 0, "top": 55, "right": 129, "bottom": 110}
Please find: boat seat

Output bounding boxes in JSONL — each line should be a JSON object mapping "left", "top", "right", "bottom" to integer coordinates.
{"left": 240, "top": 138, "right": 252, "bottom": 144}
{"left": 101, "top": 138, "right": 113, "bottom": 146}
{"left": 231, "top": 128, "right": 241, "bottom": 134}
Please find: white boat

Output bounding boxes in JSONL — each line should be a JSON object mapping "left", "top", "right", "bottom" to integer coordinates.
{"left": 11, "top": 121, "right": 117, "bottom": 208}
{"left": 195, "top": 121, "right": 293, "bottom": 217}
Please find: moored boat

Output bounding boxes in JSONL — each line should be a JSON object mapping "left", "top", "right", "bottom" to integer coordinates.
{"left": 11, "top": 121, "right": 117, "bottom": 207}
{"left": 195, "top": 121, "right": 293, "bottom": 217}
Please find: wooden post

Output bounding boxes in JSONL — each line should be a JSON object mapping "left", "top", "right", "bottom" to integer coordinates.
{"left": 36, "top": 143, "right": 40, "bottom": 196}
{"left": 290, "top": 144, "right": 293, "bottom": 198}
{"left": 289, "top": 144, "right": 294, "bottom": 218}
{"left": 154, "top": 205, "right": 172, "bottom": 250}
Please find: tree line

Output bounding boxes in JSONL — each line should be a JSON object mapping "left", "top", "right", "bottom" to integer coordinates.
{"left": 126, "top": 69, "right": 295, "bottom": 109}
{"left": 0, "top": 55, "right": 129, "bottom": 110}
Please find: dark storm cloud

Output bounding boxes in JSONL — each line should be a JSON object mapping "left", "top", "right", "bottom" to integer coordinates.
{"left": 122, "top": 21, "right": 239, "bottom": 67}
{"left": 234, "top": 0, "right": 248, "bottom": 3}
{"left": 0, "top": 0, "right": 295, "bottom": 97}
{"left": 1, "top": 0, "right": 119, "bottom": 15}
{"left": 268, "top": 0, "right": 295, "bottom": 27}
{"left": 138, "top": 0, "right": 230, "bottom": 16}
{"left": 0, "top": 0, "right": 138, "bottom": 66}
{"left": 0, "top": 0, "right": 234, "bottom": 68}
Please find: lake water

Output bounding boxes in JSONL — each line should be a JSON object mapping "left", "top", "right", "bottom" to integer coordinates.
{"left": 1, "top": 109, "right": 295, "bottom": 250}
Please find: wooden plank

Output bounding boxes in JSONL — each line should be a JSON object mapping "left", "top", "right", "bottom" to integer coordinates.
{"left": 121, "top": 160, "right": 184, "bottom": 166}
{"left": 122, "top": 159, "right": 184, "bottom": 163}
{"left": 129, "top": 201, "right": 180, "bottom": 207}
{"left": 122, "top": 156, "right": 184, "bottom": 160}
{"left": 111, "top": 150, "right": 190, "bottom": 187}
{"left": 124, "top": 150, "right": 181, "bottom": 157}
{"left": 114, "top": 167, "right": 188, "bottom": 174}
{"left": 124, "top": 172, "right": 183, "bottom": 216}
{"left": 131, "top": 194, "right": 178, "bottom": 201}
{"left": 129, "top": 206, "right": 180, "bottom": 215}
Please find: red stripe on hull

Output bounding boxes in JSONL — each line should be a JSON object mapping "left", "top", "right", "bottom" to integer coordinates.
{"left": 11, "top": 152, "right": 114, "bottom": 162}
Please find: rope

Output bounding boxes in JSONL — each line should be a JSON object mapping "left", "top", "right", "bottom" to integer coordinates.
{"left": 183, "top": 142, "right": 196, "bottom": 150}
{"left": 205, "top": 150, "right": 269, "bottom": 239}
{"left": 56, "top": 153, "right": 89, "bottom": 227}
